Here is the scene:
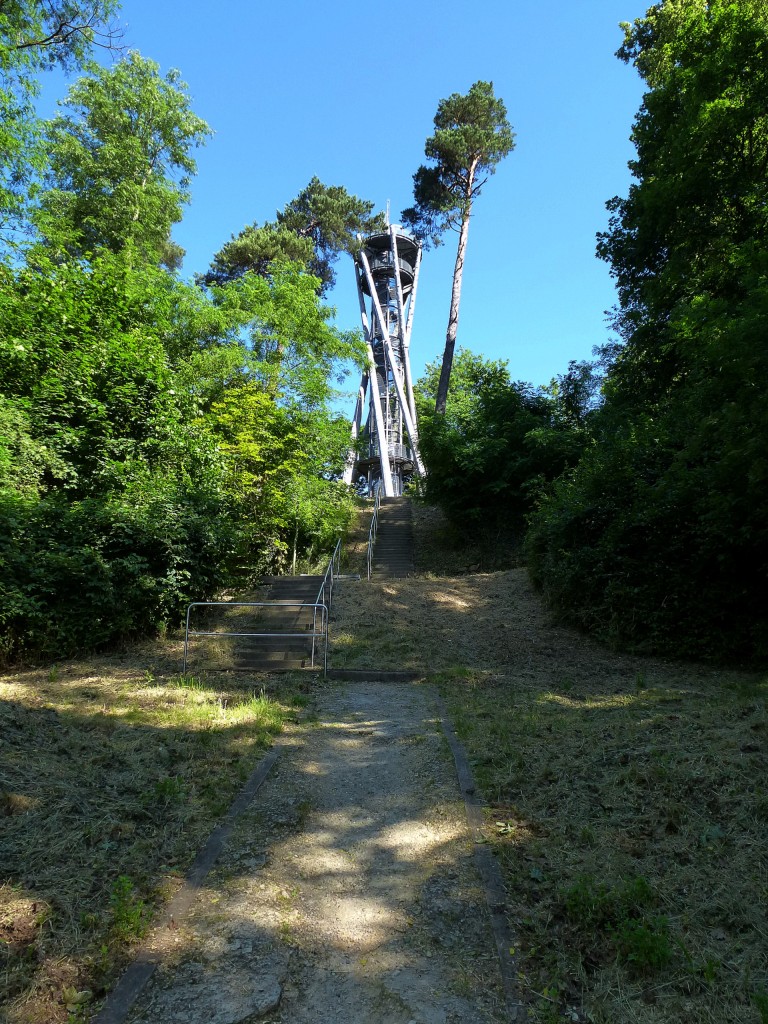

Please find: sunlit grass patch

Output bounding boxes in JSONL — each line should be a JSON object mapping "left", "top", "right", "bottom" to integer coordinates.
{"left": 0, "top": 652, "right": 301, "bottom": 1023}
{"left": 441, "top": 664, "right": 768, "bottom": 1023}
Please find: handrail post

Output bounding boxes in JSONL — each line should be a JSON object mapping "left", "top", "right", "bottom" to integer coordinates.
{"left": 323, "top": 605, "right": 328, "bottom": 677}
{"left": 182, "top": 537, "right": 342, "bottom": 677}
{"left": 311, "top": 604, "right": 317, "bottom": 667}
{"left": 183, "top": 604, "right": 193, "bottom": 675}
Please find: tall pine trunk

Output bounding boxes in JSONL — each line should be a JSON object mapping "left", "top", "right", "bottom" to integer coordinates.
{"left": 434, "top": 163, "right": 476, "bottom": 416}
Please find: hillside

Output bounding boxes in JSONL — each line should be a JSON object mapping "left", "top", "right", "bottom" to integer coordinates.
{"left": 336, "top": 501, "right": 768, "bottom": 1023}
{"left": 0, "top": 501, "right": 765, "bottom": 1023}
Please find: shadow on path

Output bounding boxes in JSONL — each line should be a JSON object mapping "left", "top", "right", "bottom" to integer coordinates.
{"left": 121, "top": 682, "right": 508, "bottom": 1024}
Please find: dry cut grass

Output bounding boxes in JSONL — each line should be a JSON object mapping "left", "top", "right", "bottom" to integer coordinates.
{"left": 444, "top": 665, "right": 767, "bottom": 1024}
{"left": 0, "top": 644, "right": 309, "bottom": 1023}
{"left": 333, "top": 503, "right": 768, "bottom": 1024}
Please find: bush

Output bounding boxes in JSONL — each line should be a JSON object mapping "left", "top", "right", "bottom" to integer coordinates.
{"left": 526, "top": 316, "right": 768, "bottom": 665}
{"left": 0, "top": 481, "right": 237, "bottom": 662}
{"left": 416, "top": 349, "right": 590, "bottom": 536}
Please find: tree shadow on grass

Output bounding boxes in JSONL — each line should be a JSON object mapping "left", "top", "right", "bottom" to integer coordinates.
{"left": 0, "top": 658, "right": 311, "bottom": 1023}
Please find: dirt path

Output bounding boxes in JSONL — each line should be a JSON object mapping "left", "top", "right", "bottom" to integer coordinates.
{"left": 121, "top": 681, "right": 506, "bottom": 1024}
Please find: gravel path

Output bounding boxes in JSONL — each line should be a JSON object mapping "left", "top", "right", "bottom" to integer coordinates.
{"left": 124, "top": 682, "right": 506, "bottom": 1024}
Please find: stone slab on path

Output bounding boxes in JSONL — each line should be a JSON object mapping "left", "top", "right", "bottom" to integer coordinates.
{"left": 122, "top": 682, "right": 507, "bottom": 1024}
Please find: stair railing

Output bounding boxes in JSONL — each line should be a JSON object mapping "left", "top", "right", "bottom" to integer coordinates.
{"left": 312, "top": 536, "right": 342, "bottom": 665}
{"left": 182, "top": 539, "right": 344, "bottom": 678}
{"left": 315, "top": 535, "right": 342, "bottom": 609}
{"left": 366, "top": 481, "right": 382, "bottom": 580}
{"left": 182, "top": 601, "right": 329, "bottom": 675}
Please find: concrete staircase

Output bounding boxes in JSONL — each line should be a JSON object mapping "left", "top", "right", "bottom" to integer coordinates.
{"left": 371, "top": 497, "right": 414, "bottom": 578}
{"left": 232, "top": 575, "right": 326, "bottom": 671}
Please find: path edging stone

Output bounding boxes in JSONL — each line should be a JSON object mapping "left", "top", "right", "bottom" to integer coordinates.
{"left": 438, "top": 695, "right": 528, "bottom": 1023}
{"left": 91, "top": 742, "right": 284, "bottom": 1024}
{"left": 326, "top": 668, "right": 425, "bottom": 682}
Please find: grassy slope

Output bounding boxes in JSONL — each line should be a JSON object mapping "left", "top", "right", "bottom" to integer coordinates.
{"left": 1, "top": 503, "right": 766, "bottom": 1023}
{"left": 0, "top": 642, "right": 309, "bottom": 1023}
{"left": 334, "top": 501, "right": 768, "bottom": 1024}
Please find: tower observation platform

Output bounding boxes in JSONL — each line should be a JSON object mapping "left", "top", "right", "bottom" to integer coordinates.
{"left": 343, "top": 226, "right": 424, "bottom": 497}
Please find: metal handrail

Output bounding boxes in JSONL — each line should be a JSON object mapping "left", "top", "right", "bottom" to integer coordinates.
{"left": 311, "top": 536, "right": 342, "bottom": 664}
{"left": 183, "top": 601, "right": 329, "bottom": 676}
{"left": 315, "top": 535, "right": 342, "bottom": 609}
{"left": 366, "top": 481, "right": 382, "bottom": 580}
{"left": 182, "top": 539, "right": 343, "bottom": 678}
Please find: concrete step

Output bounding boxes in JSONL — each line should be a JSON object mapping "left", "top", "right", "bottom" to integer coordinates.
{"left": 222, "top": 574, "right": 327, "bottom": 671}
{"left": 233, "top": 657, "right": 317, "bottom": 671}
{"left": 371, "top": 497, "right": 414, "bottom": 579}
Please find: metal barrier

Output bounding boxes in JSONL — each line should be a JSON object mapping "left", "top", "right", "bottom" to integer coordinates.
{"left": 316, "top": 536, "right": 342, "bottom": 608}
{"left": 182, "top": 601, "right": 328, "bottom": 675}
{"left": 182, "top": 539, "right": 343, "bottom": 677}
{"left": 366, "top": 482, "right": 382, "bottom": 580}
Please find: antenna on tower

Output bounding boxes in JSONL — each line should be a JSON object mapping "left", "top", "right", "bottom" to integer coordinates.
{"left": 342, "top": 226, "right": 424, "bottom": 498}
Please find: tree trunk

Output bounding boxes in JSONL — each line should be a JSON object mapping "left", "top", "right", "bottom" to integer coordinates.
{"left": 435, "top": 162, "right": 476, "bottom": 416}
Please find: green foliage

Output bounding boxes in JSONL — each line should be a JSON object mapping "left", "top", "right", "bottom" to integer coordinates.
{"left": 209, "top": 377, "right": 354, "bottom": 579}
{"left": 563, "top": 874, "right": 671, "bottom": 973}
{"left": 754, "top": 988, "right": 768, "bottom": 1024}
{"left": 202, "top": 222, "right": 313, "bottom": 288}
{"left": 204, "top": 176, "right": 384, "bottom": 293}
{"left": 416, "top": 349, "right": 590, "bottom": 537}
{"left": 203, "top": 262, "right": 360, "bottom": 579}
{"left": 209, "top": 260, "right": 366, "bottom": 404}
{"left": 108, "top": 875, "right": 147, "bottom": 942}
{"left": 36, "top": 51, "right": 212, "bottom": 267}
{"left": 402, "top": 80, "right": 513, "bottom": 414}
{"left": 527, "top": 329, "right": 768, "bottom": 662}
{"left": 0, "top": 1, "right": 120, "bottom": 239}
{"left": 0, "top": 248, "right": 358, "bottom": 657}
{"left": 0, "top": 255, "right": 358, "bottom": 654}
{"left": 152, "top": 775, "right": 185, "bottom": 804}
{"left": 276, "top": 176, "right": 385, "bottom": 290}
{"left": 401, "top": 81, "right": 514, "bottom": 247}
{"left": 0, "top": 250, "right": 223, "bottom": 497}
{"left": 0, "top": 32, "right": 364, "bottom": 661}
{"left": 528, "top": 0, "right": 768, "bottom": 664}
{"left": 613, "top": 916, "right": 672, "bottom": 971}
{"left": 0, "top": 479, "right": 235, "bottom": 661}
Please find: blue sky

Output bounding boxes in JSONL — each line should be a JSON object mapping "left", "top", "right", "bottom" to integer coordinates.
{"left": 46, "top": 0, "right": 649, "bottom": 396}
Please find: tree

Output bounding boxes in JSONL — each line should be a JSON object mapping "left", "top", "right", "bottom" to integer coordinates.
{"left": 36, "top": 51, "right": 211, "bottom": 267}
{"left": 415, "top": 348, "right": 556, "bottom": 533}
{"left": 0, "top": 247, "right": 241, "bottom": 659}
{"left": 597, "top": 0, "right": 768, "bottom": 400}
{"left": 203, "top": 176, "right": 385, "bottom": 293}
{"left": 202, "top": 222, "right": 313, "bottom": 287}
{"left": 204, "top": 263, "right": 362, "bottom": 578}
{"left": 276, "top": 176, "right": 385, "bottom": 291}
{"left": 0, "top": 1, "right": 120, "bottom": 64}
{"left": 0, "top": 0, "right": 121, "bottom": 242}
{"left": 527, "top": 0, "right": 768, "bottom": 663}
{"left": 402, "top": 81, "right": 514, "bottom": 415}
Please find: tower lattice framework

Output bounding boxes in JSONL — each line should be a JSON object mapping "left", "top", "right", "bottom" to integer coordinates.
{"left": 343, "top": 225, "right": 424, "bottom": 497}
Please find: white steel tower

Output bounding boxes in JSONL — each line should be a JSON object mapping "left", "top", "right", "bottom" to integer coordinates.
{"left": 343, "top": 225, "right": 424, "bottom": 497}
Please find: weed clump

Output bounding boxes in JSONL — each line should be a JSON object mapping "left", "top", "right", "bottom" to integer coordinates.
{"left": 563, "top": 875, "right": 672, "bottom": 973}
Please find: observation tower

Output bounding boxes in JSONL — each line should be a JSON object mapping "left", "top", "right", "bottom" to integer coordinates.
{"left": 343, "top": 225, "right": 424, "bottom": 497}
